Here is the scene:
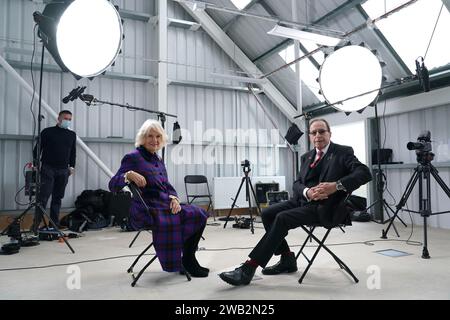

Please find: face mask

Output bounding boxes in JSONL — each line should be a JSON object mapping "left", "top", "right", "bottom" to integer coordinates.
{"left": 60, "top": 120, "right": 71, "bottom": 129}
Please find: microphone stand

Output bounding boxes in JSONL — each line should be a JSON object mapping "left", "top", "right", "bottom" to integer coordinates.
{"left": 79, "top": 95, "right": 177, "bottom": 163}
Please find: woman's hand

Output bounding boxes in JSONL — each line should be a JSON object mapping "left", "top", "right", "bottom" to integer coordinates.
{"left": 170, "top": 198, "right": 181, "bottom": 214}
{"left": 125, "top": 171, "right": 147, "bottom": 188}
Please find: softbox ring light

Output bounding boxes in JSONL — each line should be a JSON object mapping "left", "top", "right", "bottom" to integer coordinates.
{"left": 318, "top": 45, "right": 383, "bottom": 113}
{"left": 37, "top": 0, "right": 123, "bottom": 80}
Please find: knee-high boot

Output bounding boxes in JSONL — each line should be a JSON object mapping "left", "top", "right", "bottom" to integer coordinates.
{"left": 182, "top": 225, "right": 209, "bottom": 277}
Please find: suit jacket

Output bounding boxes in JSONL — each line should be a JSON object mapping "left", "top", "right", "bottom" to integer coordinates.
{"left": 292, "top": 142, "right": 372, "bottom": 228}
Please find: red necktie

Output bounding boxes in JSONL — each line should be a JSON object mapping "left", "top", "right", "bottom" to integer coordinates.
{"left": 310, "top": 150, "right": 323, "bottom": 168}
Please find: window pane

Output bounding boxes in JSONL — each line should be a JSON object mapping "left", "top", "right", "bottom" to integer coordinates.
{"left": 278, "top": 45, "right": 325, "bottom": 101}
{"left": 331, "top": 121, "right": 368, "bottom": 198}
{"left": 301, "top": 41, "right": 325, "bottom": 65}
{"left": 230, "top": 0, "right": 252, "bottom": 10}
{"left": 363, "top": 0, "right": 450, "bottom": 72}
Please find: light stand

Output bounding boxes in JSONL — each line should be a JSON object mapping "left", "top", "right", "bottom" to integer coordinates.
{"left": 362, "top": 103, "right": 407, "bottom": 236}
{"left": 1, "top": 40, "right": 75, "bottom": 253}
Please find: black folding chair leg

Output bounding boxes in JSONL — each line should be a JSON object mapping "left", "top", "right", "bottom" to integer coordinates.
{"left": 322, "top": 249, "right": 359, "bottom": 283}
{"left": 128, "top": 242, "right": 154, "bottom": 273}
{"left": 131, "top": 255, "right": 158, "bottom": 287}
{"left": 298, "top": 228, "right": 331, "bottom": 284}
{"left": 295, "top": 226, "right": 316, "bottom": 262}
{"left": 298, "top": 226, "right": 359, "bottom": 284}
{"left": 129, "top": 230, "right": 142, "bottom": 248}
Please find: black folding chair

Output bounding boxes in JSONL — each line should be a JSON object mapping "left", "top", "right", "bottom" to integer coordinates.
{"left": 126, "top": 183, "right": 191, "bottom": 287}
{"left": 184, "top": 175, "right": 214, "bottom": 220}
{"left": 295, "top": 196, "right": 359, "bottom": 285}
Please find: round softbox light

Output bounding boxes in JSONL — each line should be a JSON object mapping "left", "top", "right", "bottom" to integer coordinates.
{"left": 39, "top": 0, "right": 123, "bottom": 79}
{"left": 319, "top": 45, "right": 382, "bottom": 113}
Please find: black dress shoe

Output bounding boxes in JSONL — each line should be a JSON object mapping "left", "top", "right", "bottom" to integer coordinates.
{"left": 219, "top": 263, "right": 256, "bottom": 286}
{"left": 261, "top": 253, "right": 297, "bottom": 275}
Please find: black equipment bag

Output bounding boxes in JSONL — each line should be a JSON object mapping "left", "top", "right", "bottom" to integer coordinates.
{"left": 106, "top": 191, "right": 132, "bottom": 230}
{"left": 62, "top": 189, "right": 113, "bottom": 233}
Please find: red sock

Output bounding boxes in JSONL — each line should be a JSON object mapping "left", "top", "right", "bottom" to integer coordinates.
{"left": 245, "top": 259, "right": 259, "bottom": 269}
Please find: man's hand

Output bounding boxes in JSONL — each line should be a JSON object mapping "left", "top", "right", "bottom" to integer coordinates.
{"left": 170, "top": 198, "right": 181, "bottom": 214}
{"left": 306, "top": 182, "right": 337, "bottom": 201}
{"left": 69, "top": 167, "right": 75, "bottom": 176}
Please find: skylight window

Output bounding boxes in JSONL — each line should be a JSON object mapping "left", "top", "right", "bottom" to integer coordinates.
{"left": 278, "top": 44, "right": 324, "bottom": 101}
{"left": 230, "top": 0, "right": 252, "bottom": 10}
{"left": 362, "top": 0, "right": 450, "bottom": 73}
{"left": 301, "top": 41, "right": 325, "bottom": 65}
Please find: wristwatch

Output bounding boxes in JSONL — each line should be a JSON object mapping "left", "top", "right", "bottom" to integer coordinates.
{"left": 336, "top": 180, "right": 347, "bottom": 192}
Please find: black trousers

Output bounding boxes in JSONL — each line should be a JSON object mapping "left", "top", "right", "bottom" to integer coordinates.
{"left": 36, "top": 164, "right": 70, "bottom": 224}
{"left": 249, "top": 199, "right": 319, "bottom": 268}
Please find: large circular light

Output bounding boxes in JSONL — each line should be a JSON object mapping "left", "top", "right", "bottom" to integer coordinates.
{"left": 39, "top": 0, "right": 123, "bottom": 79}
{"left": 319, "top": 45, "right": 382, "bottom": 112}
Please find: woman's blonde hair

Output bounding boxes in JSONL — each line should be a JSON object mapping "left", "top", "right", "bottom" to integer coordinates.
{"left": 135, "top": 119, "right": 168, "bottom": 148}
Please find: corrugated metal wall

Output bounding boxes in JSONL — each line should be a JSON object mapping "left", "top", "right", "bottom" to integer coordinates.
{"left": 377, "top": 104, "right": 450, "bottom": 229}
{"left": 0, "top": 0, "right": 296, "bottom": 211}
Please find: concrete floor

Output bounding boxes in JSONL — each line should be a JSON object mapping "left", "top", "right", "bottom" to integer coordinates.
{"left": 1, "top": 218, "right": 449, "bottom": 300}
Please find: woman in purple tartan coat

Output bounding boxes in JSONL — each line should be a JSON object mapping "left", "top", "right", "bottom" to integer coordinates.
{"left": 109, "top": 120, "right": 209, "bottom": 277}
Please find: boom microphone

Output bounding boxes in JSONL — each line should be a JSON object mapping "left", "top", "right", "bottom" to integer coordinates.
{"left": 80, "top": 94, "right": 96, "bottom": 106}
{"left": 62, "top": 86, "right": 86, "bottom": 104}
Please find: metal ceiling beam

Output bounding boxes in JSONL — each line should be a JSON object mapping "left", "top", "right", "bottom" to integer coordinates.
{"left": 179, "top": 1, "right": 297, "bottom": 120}
{"left": 444, "top": 0, "right": 450, "bottom": 13}
{"left": 222, "top": 0, "right": 262, "bottom": 32}
{"left": 253, "top": 0, "right": 366, "bottom": 64}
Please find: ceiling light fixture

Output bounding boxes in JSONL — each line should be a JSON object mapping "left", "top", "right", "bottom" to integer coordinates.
{"left": 267, "top": 25, "right": 343, "bottom": 47}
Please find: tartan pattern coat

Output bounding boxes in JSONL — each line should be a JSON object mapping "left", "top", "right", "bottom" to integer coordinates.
{"left": 109, "top": 147, "right": 208, "bottom": 272}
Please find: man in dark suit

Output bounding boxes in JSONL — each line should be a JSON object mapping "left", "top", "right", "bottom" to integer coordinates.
{"left": 219, "top": 118, "right": 372, "bottom": 286}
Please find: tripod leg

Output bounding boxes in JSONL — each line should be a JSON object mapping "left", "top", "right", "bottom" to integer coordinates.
{"left": 36, "top": 204, "right": 75, "bottom": 253}
{"left": 248, "top": 177, "right": 263, "bottom": 235}
{"left": 223, "top": 177, "right": 246, "bottom": 229}
{"left": 421, "top": 167, "right": 433, "bottom": 259}
{"left": 246, "top": 178, "right": 254, "bottom": 234}
{"left": 1, "top": 205, "right": 33, "bottom": 235}
{"left": 382, "top": 169, "right": 420, "bottom": 239}
{"left": 382, "top": 201, "right": 401, "bottom": 237}
{"left": 430, "top": 165, "right": 450, "bottom": 198}
{"left": 383, "top": 200, "right": 407, "bottom": 227}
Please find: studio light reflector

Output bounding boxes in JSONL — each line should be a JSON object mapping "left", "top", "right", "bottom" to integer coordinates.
{"left": 38, "top": 0, "right": 123, "bottom": 79}
{"left": 319, "top": 45, "right": 382, "bottom": 112}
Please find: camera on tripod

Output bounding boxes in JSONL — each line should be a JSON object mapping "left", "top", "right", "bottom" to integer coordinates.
{"left": 241, "top": 159, "right": 250, "bottom": 168}
{"left": 241, "top": 159, "right": 251, "bottom": 172}
{"left": 407, "top": 130, "right": 434, "bottom": 164}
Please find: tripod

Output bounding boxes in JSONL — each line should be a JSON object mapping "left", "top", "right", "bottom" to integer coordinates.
{"left": 362, "top": 103, "right": 407, "bottom": 236}
{"left": 223, "top": 163, "right": 262, "bottom": 234}
{"left": 1, "top": 41, "right": 74, "bottom": 253}
{"left": 381, "top": 153, "right": 450, "bottom": 258}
